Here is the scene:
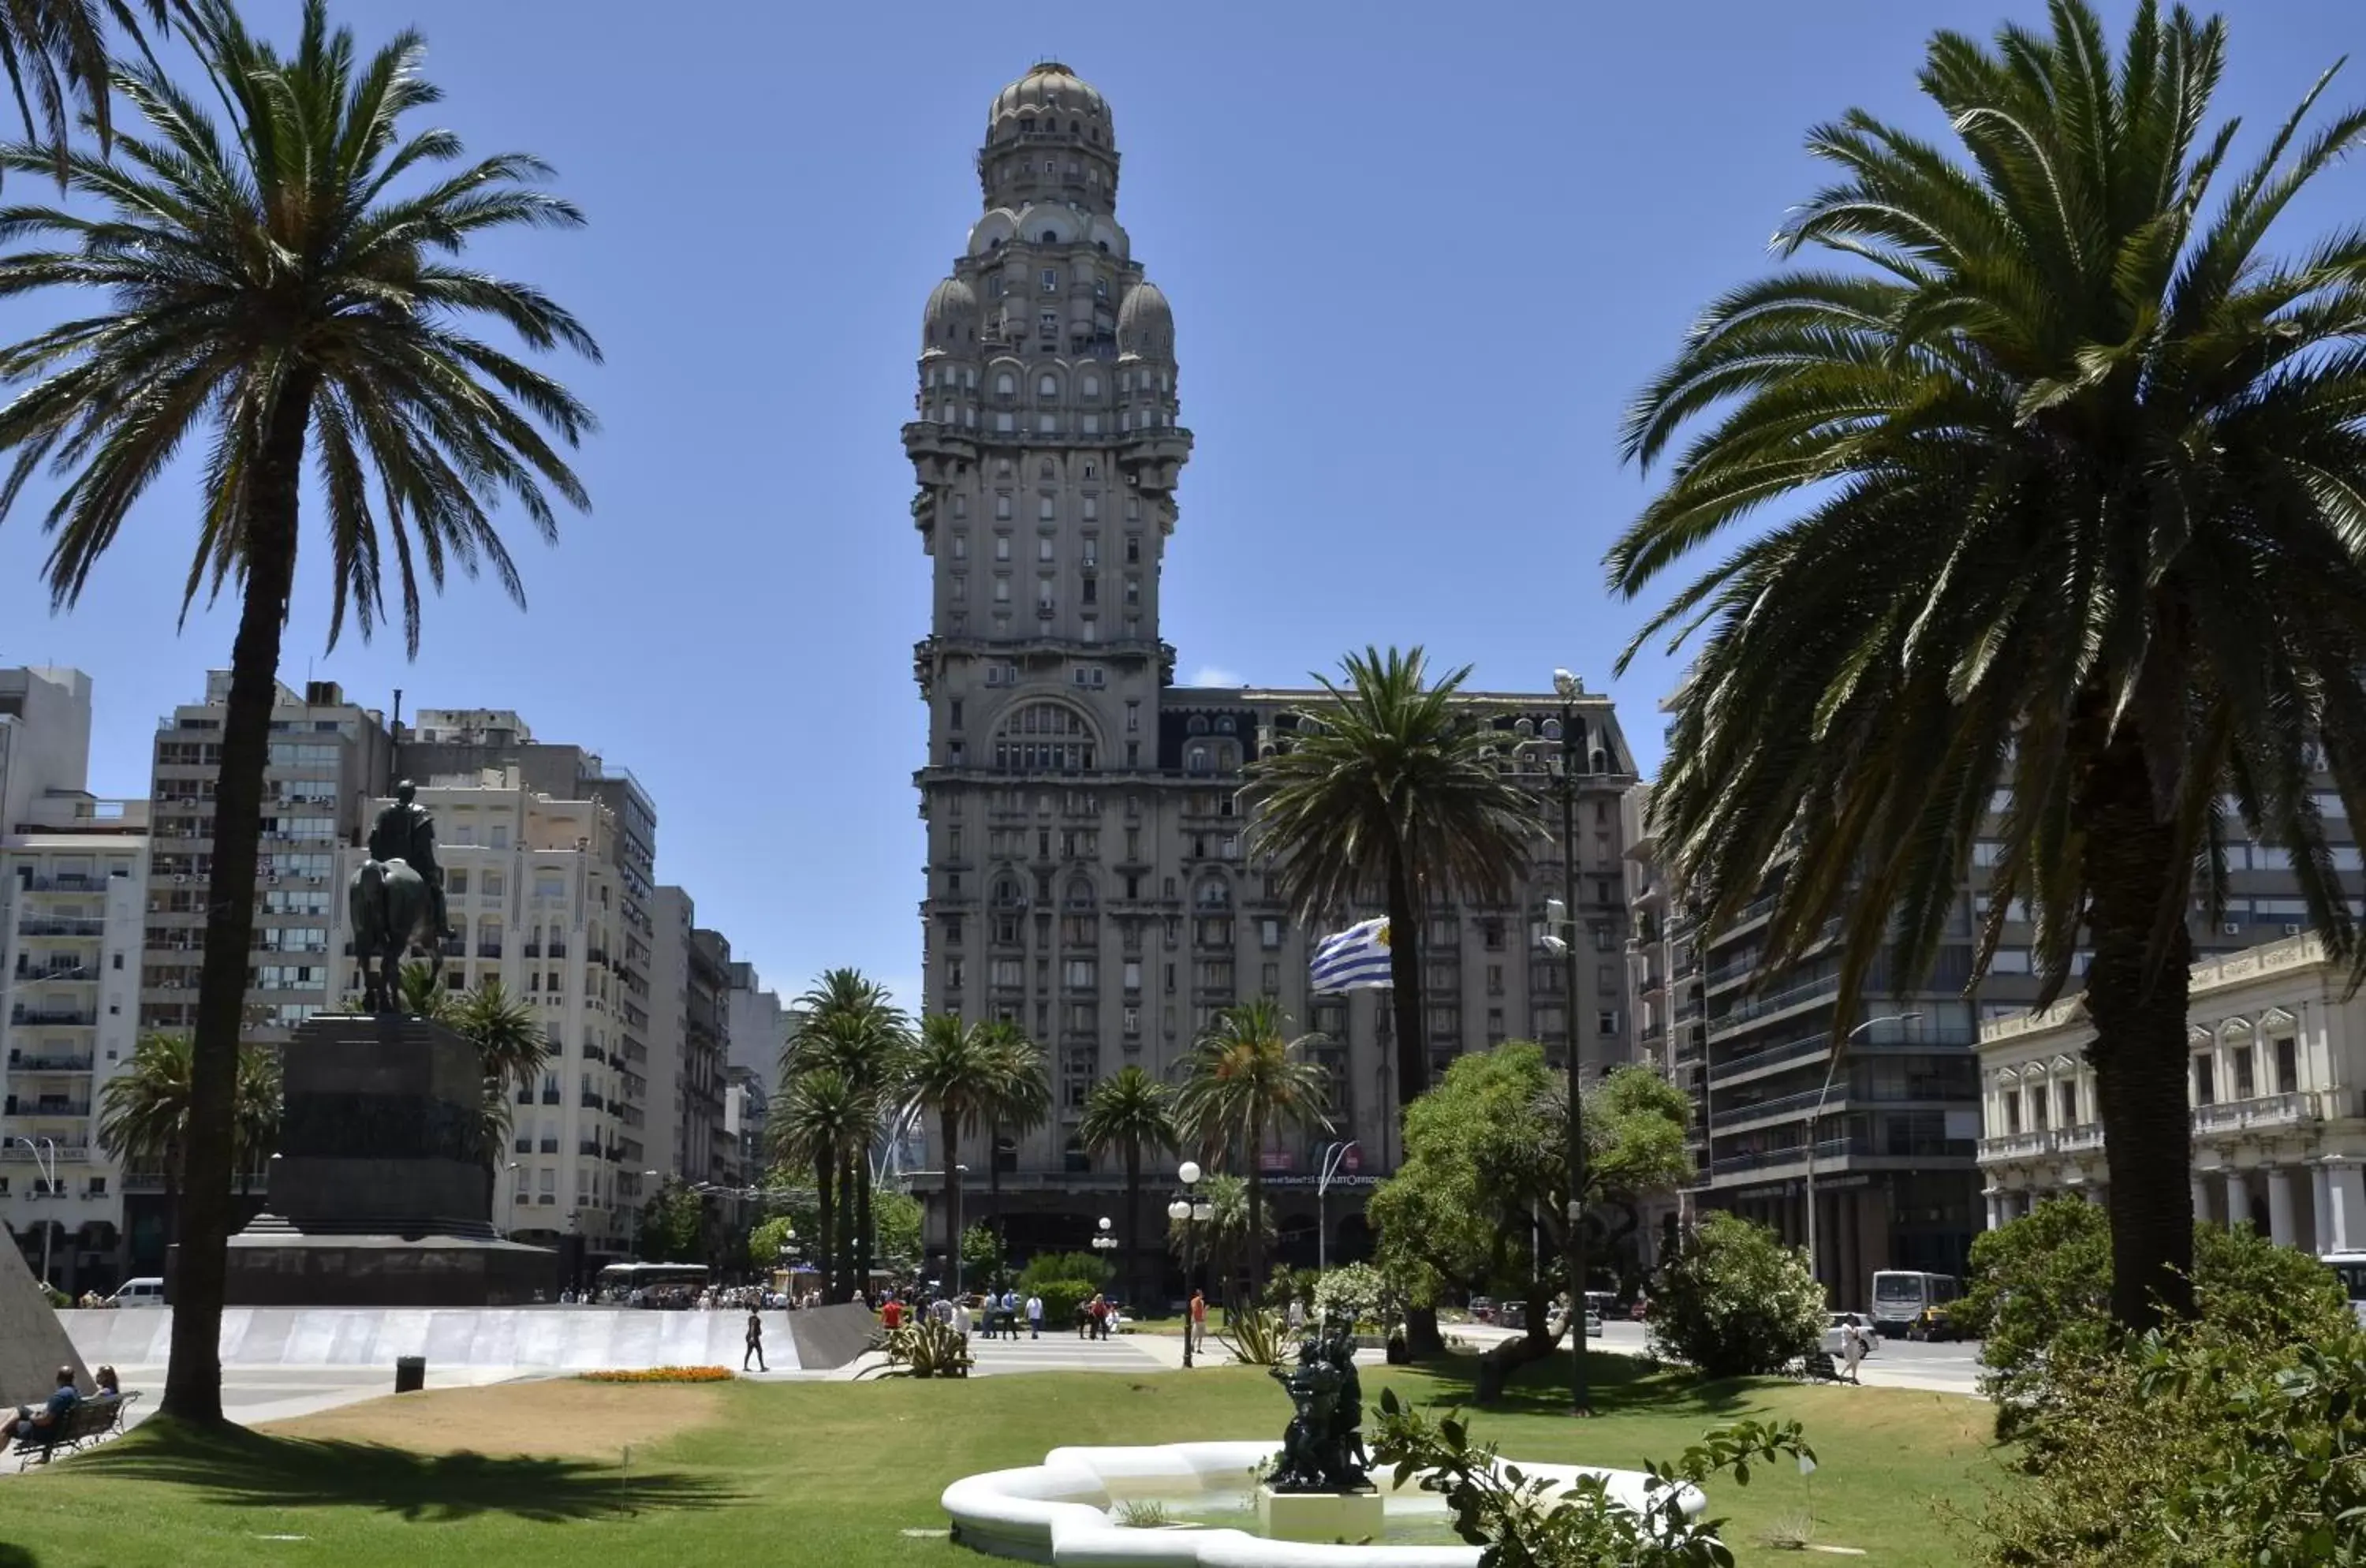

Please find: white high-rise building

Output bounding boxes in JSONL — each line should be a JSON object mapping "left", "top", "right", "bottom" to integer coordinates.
{"left": 1, "top": 666, "right": 147, "bottom": 1295}
{"left": 326, "top": 767, "right": 639, "bottom": 1256}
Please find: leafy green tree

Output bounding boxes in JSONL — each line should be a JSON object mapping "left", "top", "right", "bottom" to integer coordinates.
{"left": 95, "top": 1032, "right": 279, "bottom": 1255}
{"left": 1313, "top": 1261, "right": 1397, "bottom": 1331}
{"left": 1609, "top": 0, "right": 2366, "bottom": 1334}
{"left": 636, "top": 1180, "right": 704, "bottom": 1266}
{"left": 960, "top": 1221, "right": 1003, "bottom": 1290}
{"left": 0, "top": 1, "right": 598, "bottom": 1422}
{"left": 905, "top": 1014, "right": 1002, "bottom": 1290}
{"left": 748, "top": 1214, "right": 798, "bottom": 1275}
{"left": 1175, "top": 997, "right": 1331, "bottom": 1294}
{"left": 1647, "top": 1213, "right": 1823, "bottom": 1379}
{"left": 1241, "top": 647, "right": 1543, "bottom": 1109}
{"left": 1077, "top": 1064, "right": 1177, "bottom": 1309}
{"left": 872, "top": 1189, "right": 924, "bottom": 1273}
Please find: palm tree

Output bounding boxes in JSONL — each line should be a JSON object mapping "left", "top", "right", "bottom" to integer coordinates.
{"left": 1242, "top": 647, "right": 1543, "bottom": 1115}
{"left": 1174, "top": 998, "right": 1331, "bottom": 1295}
{"left": 786, "top": 969, "right": 908, "bottom": 1294}
{"left": 1165, "top": 1171, "right": 1272, "bottom": 1302}
{"left": 770, "top": 1066, "right": 865, "bottom": 1303}
{"left": 0, "top": 1, "right": 179, "bottom": 177}
{"left": 0, "top": 2, "right": 597, "bottom": 1421}
{"left": 1078, "top": 1065, "right": 1177, "bottom": 1309}
{"left": 1607, "top": 0, "right": 2366, "bottom": 1331}
{"left": 96, "top": 1032, "right": 279, "bottom": 1259}
{"left": 904, "top": 1014, "right": 1002, "bottom": 1291}
{"left": 398, "top": 966, "right": 547, "bottom": 1186}
{"left": 977, "top": 1020, "right": 1049, "bottom": 1272}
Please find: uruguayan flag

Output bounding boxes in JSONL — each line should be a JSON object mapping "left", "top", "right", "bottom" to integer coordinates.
{"left": 1310, "top": 917, "right": 1394, "bottom": 994}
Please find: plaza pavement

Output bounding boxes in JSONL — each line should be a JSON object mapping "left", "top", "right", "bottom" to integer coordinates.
{"left": 1452, "top": 1319, "right": 1985, "bottom": 1397}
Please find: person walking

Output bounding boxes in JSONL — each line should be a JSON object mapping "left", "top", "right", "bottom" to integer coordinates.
{"left": 1025, "top": 1292, "right": 1043, "bottom": 1339}
{"left": 744, "top": 1309, "right": 767, "bottom": 1372}
{"left": 1088, "top": 1294, "right": 1109, "bottom": 1342}
{"left": 1841, "top": 1321, "right": 1867, "bottom": 1384}
{"left": 1188, "top": 1289, "right": 1207, "bottom": 1359}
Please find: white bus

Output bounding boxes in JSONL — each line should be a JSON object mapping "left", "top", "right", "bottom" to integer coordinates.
{"left": 1869, "top": 1270, "right": 1960, "bottom": 1337}
{"left": 2324, "top": 1253, "right": 2366, "bottom": 1327}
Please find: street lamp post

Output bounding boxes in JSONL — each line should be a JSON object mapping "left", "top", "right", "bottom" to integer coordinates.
{"left": 496, "top": 1161, "right": 521, "bottom": 1241}
{"left": 950, "top": 1163, "right": 970, "bottom": 1301}
{"left": 1092, "top": 1215, "right": 1120, "bottom": 1256}
{"left": 1805, "top": 1013, "right": 1922, "bottom": 1304}
{"left": 15, "top": 1137, "right": 58, "bottom": 1288}
{"left": 1315, "top": 1141, "right": 1358, "bottom": 1275}
{"left": 1543, "top": 670, "right": 1592, "bottom": 1417}
{"left": 1168, "top": 1160, "right": 1211, "bottom": 1368}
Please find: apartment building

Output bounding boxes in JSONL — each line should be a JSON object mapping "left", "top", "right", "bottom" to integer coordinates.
{"left": 323, "top": 767, "right": 642, "bottom": 1256}
{"left": 395, "top": 709, "right": 661, "bottom": 1217}
{"left": 906, "top": 63, "right": 1640, "bottom": 1271}
{"left": 1979, "top": 931, "right": 2366, "bottom": 1254}
{"left": 140, "top": 675, "right": 392, "bottom": 1042}
{"left": 0, "top": 667, "right": 146, "bottom": 1294}
{"left": 724, "top": 961, "right": 788, "bottom": 1099}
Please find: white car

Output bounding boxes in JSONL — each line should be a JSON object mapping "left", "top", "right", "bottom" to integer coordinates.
{"left": 106, "top": 1277, "right": 166, "bottom": 1309}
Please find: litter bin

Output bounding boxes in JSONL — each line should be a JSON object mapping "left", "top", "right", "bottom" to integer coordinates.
{"left": 394, "top": 1356, "right": 425, "bottom": 1394}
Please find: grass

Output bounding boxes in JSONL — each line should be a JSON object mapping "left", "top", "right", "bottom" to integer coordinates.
{"left": 0, "top": 1352, "right": 2003, "bottom": 1566}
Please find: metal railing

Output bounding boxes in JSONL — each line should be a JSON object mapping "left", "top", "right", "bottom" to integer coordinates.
{"left": 1705, "top": 974, "right": 1841, "bottom": 1036}
{"left": 2192, "top": 1092, "right": 2317, "bottom": 1134}
{"left": 9, "top": 1009, "right": 95, "bottom": 1027}
{"left": 9, "top": 1053, "right": 93, "bottom": 1073}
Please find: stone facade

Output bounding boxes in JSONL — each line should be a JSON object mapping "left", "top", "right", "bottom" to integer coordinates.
{"left": 1976, "top": 931, "right": 2366, "bottom": 1253}
{"left": 906, "top": 65, "right": 1639, "bottom": 1271}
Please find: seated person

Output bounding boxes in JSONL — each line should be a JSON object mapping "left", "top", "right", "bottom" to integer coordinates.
{"left": 91, "top": 1366, "right": 120, "bottom": 1402}
{"left": 3, "top": 1368, "right": 81, "bottom": 1454}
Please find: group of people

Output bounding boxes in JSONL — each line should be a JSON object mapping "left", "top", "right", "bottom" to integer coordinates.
{"left": 2, "top": 1365, "right": 121, "bottom": 1460}
{"left": 870, "top": 1284, "right": 1137, "bottom": 1342}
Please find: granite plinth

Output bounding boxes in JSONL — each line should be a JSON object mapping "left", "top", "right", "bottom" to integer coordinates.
{"left": 225, "top": 1232, "right": 555, "bottom": 1307}
{"left": 1256, "top": 1486, "right": 1386, "bottom": 1544}
{"left": 226, "top": 1013, "right": 553, "bottom": 1306}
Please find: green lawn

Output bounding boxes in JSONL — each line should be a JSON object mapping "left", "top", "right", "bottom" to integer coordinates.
{"left": 0, "top": 1353, "right": 2005, "bottom": 1567}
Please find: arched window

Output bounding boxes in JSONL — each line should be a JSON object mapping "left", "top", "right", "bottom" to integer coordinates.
{"left": 991, "top": 702, "right": 1099, "bottom": 773}
{"left": 1195, "top": 875, "right": 1230, "bottom": 909}
{"left": 1041, "top": 229, "right": 1059, "bottom": 244}
{"left": 1069, "top": 120, "right": 1080, "bottom": 134}
{"left": 992, "top": 873, "right": 1025, "bottom": 909}
{"left": 1215, "top": 716, "right": 1236, "bottom": 734}
{"left": 995, "top": 371, "right": 1015, "bottom": 397}
{"left": 1080, "top": 374, "right": 1100, "bottom": 398}
{"left": 1039, "top": 373, "right": 1059, "bottom": 398}
{"left": 1065, "top": 877, "right": 1096, "bottom": 910}
{"left": 1039, "top": 459, "right": 1056, "bottom": 480}
{"left": 1186, "top": 715, "right": 1210, "bottom": 736}
{"left": 1185, "top": 743, "right": 1212, "bottom": 774}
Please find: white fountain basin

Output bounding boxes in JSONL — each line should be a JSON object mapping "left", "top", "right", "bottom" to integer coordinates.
{"left": 940, "top": 1441, "right": 1707, "bottom": 1566}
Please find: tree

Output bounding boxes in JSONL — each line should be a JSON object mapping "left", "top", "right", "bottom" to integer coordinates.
{"left": 1242, "top": 648, "right": 1543, "bottom": 1114}
{"left": 0, "top": 2, "right": 598, "bottom": 1421}
{"left": 786, "top": 970, "right": 908, "bottom": 1297}
{"left": 1166, "top": 1171, "right": 1272, "bottom": 1302}
{"left": 904, "top": 1014, "right": 1002, "bottom": 1289}
{"left": 0, "top": 2, "right": 180, "bottom": 178}
{"left": 1078, "top": 1064, "right": 1177, "bottom": 1309}
{"left": 1607, "top": 0, "right": 2366, "bottom": 1333}
{"left": 960, "top": 1221, "right": 1002, "bottom": 1288}
{"left": 872, "top": 1189, "right": 924, "bottom": 1274}
{"left": 1367, "top": 1046, "right": 1689, "bottom": 1389}
{"left": 1647, "top": 1213, "right": 1825, "bottom": 1379}
{"left": 635, "top": 1180, "right": 703, "bottom": 1266}
{"left": 747, "top": 1214, "right": 797, "bottom": 1276}
{"left": 769, "top": 1066, "right": 866, "bottom": 1301}
{"left": 95, "top": 1032, "right": 279, "bottom": 1254}
{"left": 976, "top": 1020, "right": 1049, "bottom": 1260}
{"left": 1174, "top": 997, "right": 1330, "bottom": 1294}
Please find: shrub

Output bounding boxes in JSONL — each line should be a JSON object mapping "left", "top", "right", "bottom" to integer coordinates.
{"left": 868, "top": 1318, "right": 973, "bottom": 1379}
{"left": 1645, "top": 1212, "right": 1823, "bottom": 1379}
{"left": 578, "top": 1365, "right": 733, "bottom": 1383}
{"left": 1017, "top": 1250, "right": 1111, "bottom": 1294}
{"left": 1963, "top": 1200, "right": 2354, "bottom": 1442}
{"left": 1313, "top": 1261, "right": 1397, "bottom": 1331}
{"left": 1032, "top": 1278, "right": 1103, "bottom": 1325}
{"left": 1222, "top": 1305, "right": 1291, "bottom": 1366}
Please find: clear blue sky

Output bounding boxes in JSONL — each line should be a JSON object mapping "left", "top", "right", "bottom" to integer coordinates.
{"left": 1, "top": 0, "right": 2359, "bottom": 1012}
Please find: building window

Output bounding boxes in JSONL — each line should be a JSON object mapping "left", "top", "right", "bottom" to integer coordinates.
{"left": 951, "top": 530, "right": 968, "bottom": 557}
{"left": 2192, "top": 1055, "right": 2215, "bottom": 1105}
{"left": 1040, "top": 267, "right": 1058, "bottom": 293}
{"left": 2274, "top": 1035, "right": 2299, "bottom": 1095}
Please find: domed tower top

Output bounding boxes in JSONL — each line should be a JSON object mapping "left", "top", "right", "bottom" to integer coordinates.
{"left": 1116, "top": 279, "right": 1174, "bottom": 360}
{"left": 920, "top": 274, "right": 978, "bottom": 357}
{"left": 979, "top": 61, "right": 1121, "bottom": 214}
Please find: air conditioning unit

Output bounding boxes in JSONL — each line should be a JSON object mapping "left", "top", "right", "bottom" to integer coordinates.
{"left": 172, "top": 874, "right": 187, "bottom": 884}
{"left": 2285, "top": 923, "right": 2304, "bottom": 936}
{"left": 2222, "top": 921, "right": 2241, "bottom": 935}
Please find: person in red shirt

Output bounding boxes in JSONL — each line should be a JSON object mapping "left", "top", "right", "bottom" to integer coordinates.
{"left": 1188, "top": 1289, "right": 1207, "bottom": 1356}
{"left": 882, "top": 1297, "right": 903, "bottom": 1331}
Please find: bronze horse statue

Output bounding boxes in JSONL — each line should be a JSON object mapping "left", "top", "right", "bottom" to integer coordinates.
{"left": 349, "top": 781, "right": 450, "bottom": 1014}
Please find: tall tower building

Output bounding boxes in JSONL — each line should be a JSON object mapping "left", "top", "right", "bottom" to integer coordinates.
{"left": 909, "top": 65, "right": 1642, "bottom": 1284}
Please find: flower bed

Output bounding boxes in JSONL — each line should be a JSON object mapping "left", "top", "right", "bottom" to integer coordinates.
{"left": 577, "top": 1365, "right": 735, "bottom": 1383}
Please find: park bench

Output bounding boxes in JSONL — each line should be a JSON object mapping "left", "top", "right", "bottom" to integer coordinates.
{"left": 11, "top": 1391, "right": 139, "bottom": 1469}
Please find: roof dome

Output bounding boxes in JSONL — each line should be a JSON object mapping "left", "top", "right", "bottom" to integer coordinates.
{"left": 988, "top": 61, "right": 1112, "bottom": 145}
{"left": 1116, "top": 280, "right": 1172, "bottom": 358}
{"left": 921, "top": 275, "right": 978, "bottom": 354}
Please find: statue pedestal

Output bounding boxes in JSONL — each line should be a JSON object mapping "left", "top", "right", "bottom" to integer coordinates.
{"left": 1256, "top": 1486, "right": 1384, "bottom": 1544}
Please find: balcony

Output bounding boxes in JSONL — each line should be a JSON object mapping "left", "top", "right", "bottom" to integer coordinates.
{"left": 1707, "top": 1133, "right": 1975, "bottom": 1180}
{"left": 477, "top": 944, "right": 503, "bottom": 960}
{"left": 1977, "top": 1129, "right": 2054, "bottom": 1161}
{"left": 5, "top": 1101, "right": 91, "bottom": 1119}
{"left": 578, "top": 1140, "right": 603, "bottom": 1157}
{"left": 539, "top": 1137, "right": 558, "bottom": 1154}
{"left": 1705, "top": 974, "right": 1842, "bottom": 1039}
{"left": 580, "top": 1090, "right": 603, "bottom": 1110}
{"left": 2057, "top": 1122, "right": 2106, "bottom": 1152}
{"left": 2192, "top": 1092, "right": 2318, "bottom": 1136}
{"left": 9, "top": 1008, "right": 95, "bottom": 1028}
{"left": 8, "top": 1052, "right": 94, "bottom": 1073}
{"left": 15, "top": 917, "right": 106, "bottom": 938}
{"left": 1, "top": 1141, "right": 88, "bottom": 1162}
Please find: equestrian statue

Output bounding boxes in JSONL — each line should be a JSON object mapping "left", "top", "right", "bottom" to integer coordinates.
{"left": 348, "top": 780, "right": 452, "bottom": 1014}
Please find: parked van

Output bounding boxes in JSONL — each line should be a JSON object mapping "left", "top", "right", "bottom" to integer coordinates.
{"left": 106, "top": 1277, "right": 165, "bottom": 1309}
{"left": 1869, "top": 1270, "right": 1959, "bottom": 1338}
{"left": 2324, "top": 1253, "right": 2366, "bottom": 1327}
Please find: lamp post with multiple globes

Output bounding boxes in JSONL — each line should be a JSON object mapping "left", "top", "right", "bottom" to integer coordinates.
{"left": 1166, "top": 1160, "right": 1214, "bottom": 1368}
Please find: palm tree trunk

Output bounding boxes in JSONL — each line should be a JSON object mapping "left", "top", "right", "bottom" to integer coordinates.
{"left": 837, "top": 1153, "right": 857, "bottom": 1302}
{"left": 856, "top": 1148, "right": 874, "bottom": 1300}
{"left": 814, "top": 1155, "right": 838, "bottom": 1305}
{"left": 1385, "top": 847, "right": 1427, "bottom": 1119}
{"left": 987, "top": 1118, "right": 1003, "bottom": 1279}
{"left": 163, "top": 373, "right": 316, "bottom": 1428}
{"left": 2080, "top": 730, "right": 2197, "bottom": 1330}
{"left": 1247, "top": 1108, "right": 1266, "bottom": 1301}
{"left": 1125, "top": 1141, "right": 1144, "bottom": 1309}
